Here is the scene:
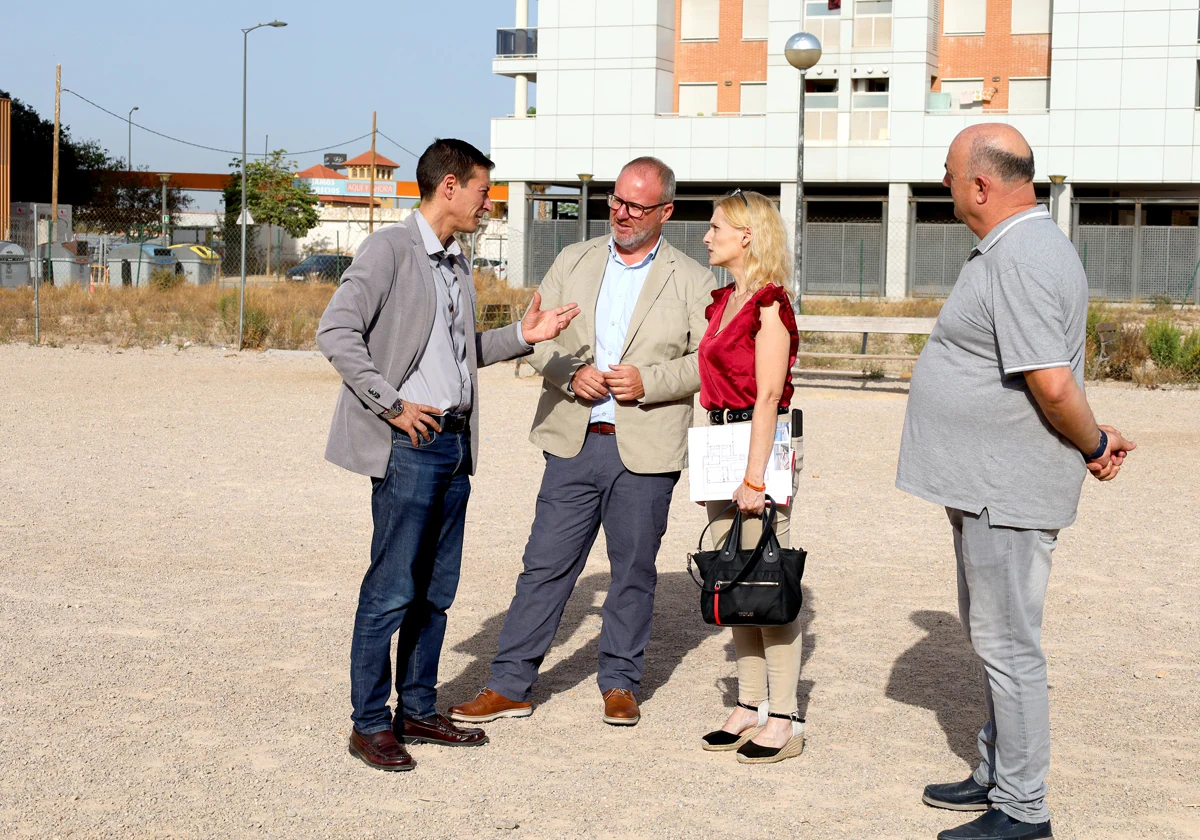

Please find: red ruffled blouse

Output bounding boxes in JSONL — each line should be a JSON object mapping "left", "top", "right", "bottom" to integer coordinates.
{"left": 698, "top": 283, "right": 799, "bottom": 411}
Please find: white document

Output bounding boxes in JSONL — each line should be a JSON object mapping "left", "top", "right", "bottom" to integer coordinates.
{"left": 688, "top": 420, "right": 794, "bottom": 504}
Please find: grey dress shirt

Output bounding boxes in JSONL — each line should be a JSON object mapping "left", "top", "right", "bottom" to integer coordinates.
{"left": 399, "top": 211, "right": 474, "bottom": 413}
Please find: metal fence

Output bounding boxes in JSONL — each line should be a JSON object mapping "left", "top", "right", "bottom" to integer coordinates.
{"left": 909, "top": 222, "right": 978, "bottom": 297}
{"left": 1073, "top": 226, "right": 1134, "bottom": 301}
{"left": 803, "top": 222, "right": 884, "bottom": 296}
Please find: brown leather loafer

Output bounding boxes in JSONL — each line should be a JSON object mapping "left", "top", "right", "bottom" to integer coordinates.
{"left": 348, "top": 728, "right": 415, "bottom": 772}
{"left": 398, "top": 713, "right": 489, "bottom": 747}
{"left": 449, "top": 689, "right": 533, "bottom": 723}
{"left": 602, "top": 688, "right": 640, "bottom": 726}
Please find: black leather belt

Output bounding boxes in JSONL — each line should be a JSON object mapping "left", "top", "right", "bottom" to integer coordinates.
{"left": 708, "top": 406, "right": 788, "bottom": 425}
{"left": 437, "top": 411, "right": 471, "bottom": 434}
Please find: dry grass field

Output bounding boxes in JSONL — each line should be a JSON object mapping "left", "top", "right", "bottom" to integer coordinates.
{"left": 0, "top": 343, "right": 1196, "bottom": 840}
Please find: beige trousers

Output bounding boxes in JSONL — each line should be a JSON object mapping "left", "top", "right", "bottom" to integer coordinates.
{"left": 702, "top": 413, "right": 804, "bottom": 716}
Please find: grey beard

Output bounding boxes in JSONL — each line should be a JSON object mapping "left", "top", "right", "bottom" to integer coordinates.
{"left": 611, "top": 224, "right": 657, "bottom": 251}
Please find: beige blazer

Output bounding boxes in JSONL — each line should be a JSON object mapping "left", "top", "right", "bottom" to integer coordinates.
{"left": 527, "top": 235, "right": 717, "bottom": 474}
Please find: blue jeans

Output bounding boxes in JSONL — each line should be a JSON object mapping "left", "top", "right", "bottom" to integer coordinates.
{"left": 349, "top": 426, "right": 471, "bottom": 734}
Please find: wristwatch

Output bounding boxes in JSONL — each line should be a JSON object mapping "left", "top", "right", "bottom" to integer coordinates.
{"left": 1084, "top": 428, "right": 1108, "bottom": 462}
{"left": 380, "top": 398, "right": 405, "bottom": 421}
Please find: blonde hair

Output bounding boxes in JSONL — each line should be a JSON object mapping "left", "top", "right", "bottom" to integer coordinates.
{"left": 714, "top": 190, "right": 791, "bottom": 293}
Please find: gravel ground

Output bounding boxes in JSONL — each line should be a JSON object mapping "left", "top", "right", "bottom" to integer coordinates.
{"left": 1, "top": 343, "right": 1197, "bottom": 840}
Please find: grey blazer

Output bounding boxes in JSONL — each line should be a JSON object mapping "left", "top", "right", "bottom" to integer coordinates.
{"left": 316, "top": 214, "right": 529, "bottom": 478}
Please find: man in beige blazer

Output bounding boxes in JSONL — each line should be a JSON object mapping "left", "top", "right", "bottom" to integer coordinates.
{"left": 450, "top": 157, "right": 716, "bottom": 727}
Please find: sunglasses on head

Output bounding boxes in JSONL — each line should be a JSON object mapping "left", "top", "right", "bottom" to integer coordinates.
{"left": 727, "top": 188, "right": 750, "bottom": 208}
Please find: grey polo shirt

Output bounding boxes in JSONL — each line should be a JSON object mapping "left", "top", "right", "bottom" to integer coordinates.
{"left": 896, "top": 206, "right": 1089, "bottom": 530}
{"left": 399, "top": 211, "right": 473, "bottom": 413}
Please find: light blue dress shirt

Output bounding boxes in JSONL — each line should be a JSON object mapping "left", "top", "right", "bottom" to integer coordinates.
{"left": 590, "top": 236, "right": 662, "bottom": 425}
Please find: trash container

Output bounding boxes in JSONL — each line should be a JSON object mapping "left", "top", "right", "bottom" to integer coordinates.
{"left": 35, "top": 241, "right": 91, "bottom": 288}
{"left": 106, "top": 243, "right": 176, "bottom": 287}
{"left": 0, "top": 241, "right": 32, "bottom": 288}
{"left": 169, "top": 244, "right": 220, "bottom": 285}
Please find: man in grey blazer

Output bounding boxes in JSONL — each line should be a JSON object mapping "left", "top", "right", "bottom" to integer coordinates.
{"left": 317, "top": 138, "right": 578, "bottom": 773}
{"left": 450, "top": 157, "right": 716, "bottom": 727}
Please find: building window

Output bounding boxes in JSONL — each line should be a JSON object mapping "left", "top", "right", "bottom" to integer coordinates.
{"left": 851, "top": 78, "right": 889, "bottom": 141}
{"left": 854, "top": 1, "right": 893, "bottom": 48}
{"left": 944, "top": 0, "right": 986, "bottom": 34}
{"left": 679, "top": 83, "right": 719, "bottom": 116}
{"left": 740, "top": 82, "right": 767, "bottom": 115}
{"left": 681, "top": 0, "right": 720, "bottom": 41}
{"left": 805, "top": 79, "right": 839, "bottom": 141}
{"left": 940, "top": 78, "right": 985, "bottom": 110}
{"left": 804, "top": 0, "right": 841, "bottom": 51}
{"left": 1008, "top": 78, "right": 1050, "bottom": 112}
{"left": 743, "top": 0, "right": 768, "bottom": 40}
{"left": 1011, "top": 0, "right": 1051, "bottom": 35}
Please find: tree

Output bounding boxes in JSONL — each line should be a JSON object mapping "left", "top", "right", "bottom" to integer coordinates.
{"left": 73, "top": 165, "right": 193, "bottom": 236}
{"left": 226, "top": 150, "right": 320, "bottom": 275}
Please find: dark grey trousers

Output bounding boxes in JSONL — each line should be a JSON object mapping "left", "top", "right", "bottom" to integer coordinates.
{"left": 487, "top": 432, "right": 679, "bottom": 701}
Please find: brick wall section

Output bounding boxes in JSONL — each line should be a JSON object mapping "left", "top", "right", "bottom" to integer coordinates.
{"left": 674, "top": 1, "right": 768, "bottom": 114}
{"left": 934, "top": 0, "right": 1051, "bottom": 110}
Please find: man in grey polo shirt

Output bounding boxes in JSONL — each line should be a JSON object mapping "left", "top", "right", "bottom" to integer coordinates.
{"left": 897, "top": 124, "right": 1135, "bottom": 840}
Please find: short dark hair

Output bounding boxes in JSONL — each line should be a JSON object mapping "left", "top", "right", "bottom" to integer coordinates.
{"left": 968, "top": 137, "right": 1035, "bottom": 185}
{"left": 416, "top": 138, "right": 495, "bottom": 200}
{"left": 620, "top": 156, "right": 677, "bottom": 203}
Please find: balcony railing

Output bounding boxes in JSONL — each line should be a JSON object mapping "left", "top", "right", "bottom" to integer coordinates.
{"left": 496, "top": 28, "right": 537, "bottom": 58}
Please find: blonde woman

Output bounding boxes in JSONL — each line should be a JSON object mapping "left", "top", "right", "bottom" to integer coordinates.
{"left": 697, "top": 189, "right": 803, "bottom": 764}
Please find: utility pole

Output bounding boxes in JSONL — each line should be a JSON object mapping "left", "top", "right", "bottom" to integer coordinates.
{"left": 51, "top": 65, "right": 61, "bottom": 245}
{"left": 368, "top": 111, "right": 377, "bottom": 234}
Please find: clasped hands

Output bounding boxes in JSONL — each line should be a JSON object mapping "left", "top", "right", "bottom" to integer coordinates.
{"left": 1086, "top": 424, "right": 1136, "bottom": 481}
{"left": 570, "top": 363, "right": 645, "bottom": 403}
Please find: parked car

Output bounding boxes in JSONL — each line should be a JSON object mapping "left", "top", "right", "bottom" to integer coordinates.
{"left": 286, "top": 254, "right": 353, "bottom": 283}
{"left": 472, "top": 257, "right": 507, "bottom": 281}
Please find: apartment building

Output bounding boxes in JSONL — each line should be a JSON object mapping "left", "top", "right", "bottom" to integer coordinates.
{"left": 491, "top": 0, "right": 1200, "bottom": 302}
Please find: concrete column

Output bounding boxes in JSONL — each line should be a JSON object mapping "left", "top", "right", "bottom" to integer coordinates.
{"left": 779, "top": 181, "right": 798, "bottom": 260}
{"left": 885, "top": 182, "right": 911, "bottom": 300}
{"left": 515, "top": 74, "right": 529, "bottom": 118}
{"left": 1050, "top": 182, "right": 1072, "bottom": 239}
{"left": 506, "top": 181, "right": 528, "bottom": 289}
{"left": 514, "top": 0, "right": 530, "bottom": 118}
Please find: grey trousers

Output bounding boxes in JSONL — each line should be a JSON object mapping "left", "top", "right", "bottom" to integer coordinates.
{"left": 487, "top": 433, "right": 680, "bottom": 701}
{"left": 948, "top": 507, "right": 1057, "bottom": 824}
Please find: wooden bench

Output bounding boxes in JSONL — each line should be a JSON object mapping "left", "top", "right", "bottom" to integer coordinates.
{"left": 793, "top": 314, "right": 938, "bottom": 377}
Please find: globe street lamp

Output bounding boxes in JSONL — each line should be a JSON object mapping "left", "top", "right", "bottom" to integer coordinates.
{"left": 785, "top": 31, "right": 822, "bottom": 318}
{"left": 127, "top": 106, "right": 138, "bottom": 171}
{"left": 239, "top": 19, "right": 287, "bottom": 351}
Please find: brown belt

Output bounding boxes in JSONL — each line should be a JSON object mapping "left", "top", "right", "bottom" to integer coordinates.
{"left": 587, "top": 422, "right": 616, "bottom": 435}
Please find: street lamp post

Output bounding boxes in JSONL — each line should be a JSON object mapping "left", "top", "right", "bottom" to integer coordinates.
{"left": 158, "top": 173, "right": 171, "bottom": 246}
{"left": 785, "top": 32, "right": 822, "bottom": 319}
{"left": 127, "top": 106, "right": 138, "bottom": 171}
{"left": 239, "top": 19, "right": 287, "bottom": 352}
{"left": 578, "top": 173, "right": 593, "bottom": 243}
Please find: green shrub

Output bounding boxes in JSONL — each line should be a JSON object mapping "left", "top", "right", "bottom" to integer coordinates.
{"left": 149, "top": 267, "right": 184, "bottom": 292}
{"left": 1180, "top": 330, "right": 1200, "bottom": 381}
{"left": 241, "top": 307, "right": 271, "bottom": 349}
{"left": 1143, "top": 317, "right": 1182, "bottom": 369}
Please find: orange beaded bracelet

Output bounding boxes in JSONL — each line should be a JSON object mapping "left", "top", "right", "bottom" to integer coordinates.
{"left": 742, "top": 477, "right": 766, "bottom": 492}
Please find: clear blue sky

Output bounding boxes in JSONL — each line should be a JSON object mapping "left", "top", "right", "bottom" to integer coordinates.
{"left": 4, "top": 0, "right": 536, "bottom": 204}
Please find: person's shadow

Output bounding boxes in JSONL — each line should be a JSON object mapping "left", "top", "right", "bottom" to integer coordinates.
{"left": 439, "top": 570, "right": 726, "bottom": 707}
{"left": 885, "top": 610, "right": 983, "bottom": 766}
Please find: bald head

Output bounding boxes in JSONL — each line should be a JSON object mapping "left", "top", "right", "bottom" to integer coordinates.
{"left": 957, "top": 124, "right": 1035, "bottom": 185}
{"left": 942, "top": 123, "right": 1038, "bottom": 237}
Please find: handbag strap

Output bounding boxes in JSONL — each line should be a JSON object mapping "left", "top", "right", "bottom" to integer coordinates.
{"left": 688, "top": 497, "right": 780, "bottom": 594}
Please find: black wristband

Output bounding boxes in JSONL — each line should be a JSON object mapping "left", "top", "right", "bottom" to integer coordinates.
{"left": 1084, "top": 429, "right": 1108, "bottom": 462}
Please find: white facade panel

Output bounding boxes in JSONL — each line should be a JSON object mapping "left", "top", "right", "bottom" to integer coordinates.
{"left": 1121, "top": 59, "right": 1169, "bottom": 109}
{"left": 596, "top": 25, "right": 636, "bottom": 61}
{"left": 1122, "top": 10, "right": 1170, "bottom": 48}
{"left": 1162, "top": 146, "right": 1193, "bottom": 182}
{"left": 1076, "top": 12, "right": 1123, "bottom": 48}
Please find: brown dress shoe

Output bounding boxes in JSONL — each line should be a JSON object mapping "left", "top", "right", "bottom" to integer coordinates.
{"left": 449, "top": 689, "right": 533, "bottom": 723}
{"left": 602, "top": 688, "right": 640, "bottom": 726}
{"left": 398, "top": 713, "right": 489, "bottom": 747}
{"left": 348, "top": 728, "right": 415, "bottom": 772}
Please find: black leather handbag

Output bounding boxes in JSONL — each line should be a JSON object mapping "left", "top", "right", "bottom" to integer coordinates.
{"left": 688, "top": 498, "right": 806, "bottom": 627}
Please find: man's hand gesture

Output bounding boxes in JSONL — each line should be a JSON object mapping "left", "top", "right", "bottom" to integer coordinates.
{"left": 385, "top": 402, "right": 443, "bottom": 447}
{"left": 521, "top": 292, "right": 580, "bottom": 345}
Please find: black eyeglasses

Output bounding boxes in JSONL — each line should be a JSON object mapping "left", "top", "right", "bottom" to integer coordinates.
{"left": 607, "top": 193, "right": 668, "bottom": 220}
{"left": 727, "top": 188, "right": 750, "bottom": 208}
